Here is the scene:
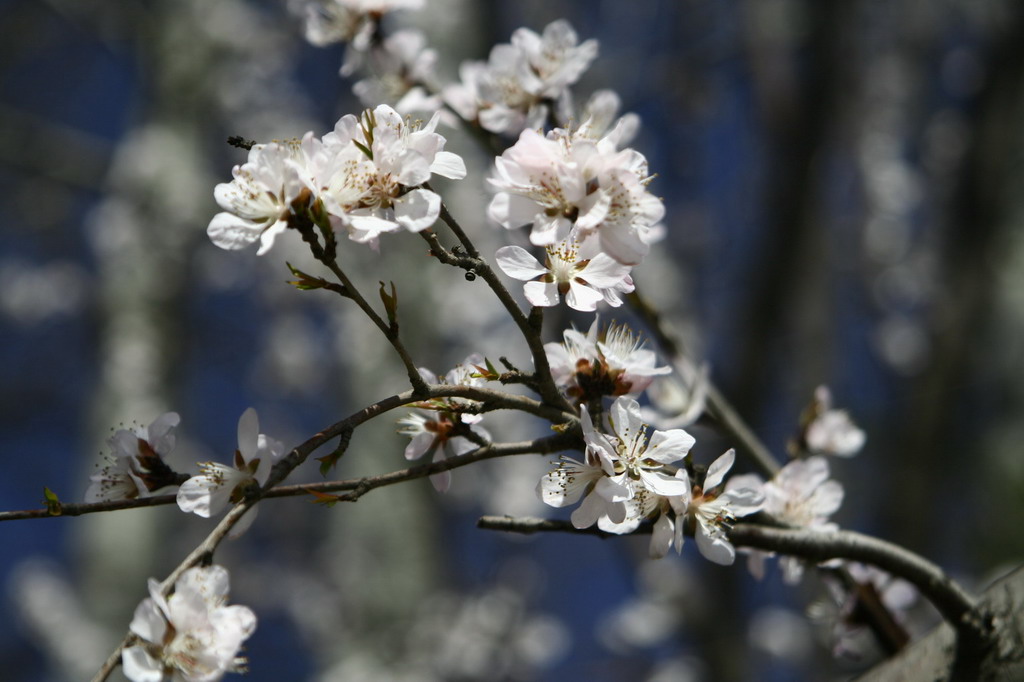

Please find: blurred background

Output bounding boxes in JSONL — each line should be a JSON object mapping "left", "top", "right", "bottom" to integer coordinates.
{"left": 2, "top": 0, "right": 1024, "bottom": 680}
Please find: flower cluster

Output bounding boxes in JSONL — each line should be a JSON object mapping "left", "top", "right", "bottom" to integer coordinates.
{"left": 397, "top": 354, "right": 491, "bottom": 492}
{"left": 123, "top": 565, "right": 255, "bottom": 682}
{"left": 487, "top": 114, "right": 661, "bottom": 317}
{"left": 544, "top": 320, "right": 671, "bottom": 402}
{"left": 294, "top": 0, "right": 424, "bottom": 73}
{"left": 444, "top": 20, "right": 598, "bottom": 135}
{"left": 538, "top": 397, "right": 763, "bottom": 562}
{"left": 86, "top": 412, "right": 182, "bottom": 503}
{"left": 208, "top": 105, "right": 466, "bottom": 254}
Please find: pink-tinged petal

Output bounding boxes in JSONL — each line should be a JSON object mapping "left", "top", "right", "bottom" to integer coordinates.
{"left": 695, "top": 522, "right": 736, "bottom": 565}
{"left": 393, "top": 189, "right": 440, "bottom": 232}
{"left": 237, "top": 408, "right": 259, "bottom": 462}
{"left": 404, "top": 432, "right": 435, "bottom": 460}
{"left": 128, "top": 599, "right": 167, "bottom": 645}
{"left": 494, "top": 246, "right": 547, "bottom": 280}
{"left": 523, "top": 280, "right": 560, "bottom": 307}
{"left": 703, "top": 449, "right": 736, "bottom": 490}
{"left": 564, "top": 281, "right": 603, "bottom": 312}
{"left": 650, "top": 513, "right": 675, "bottom": 558}
{"left": 430, "top": 151, "right": 466, "bottom": 179}
{"left": 430, "top": 469, "right": 451, "bottom": 493}
{"left": 122, "top": 646, "right": 163, "bottom": 682}
{"left": 207, "top": 212, "right": 264, "bottom": 251}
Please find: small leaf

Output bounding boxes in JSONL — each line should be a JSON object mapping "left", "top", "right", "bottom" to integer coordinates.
{"left": 308, "top": 489, "right": 342, "bottom": 507}
{"left": 286, "top": 262, "right": 328, "bottom": 290}
{"left": 352, "top": 139, "right": 372, "bottom": 160}
{"left": 43, "top": 487, "right": 62, "bottom": 516}
{"left": 316, "top": 452, "right": 341, "bottom": 478}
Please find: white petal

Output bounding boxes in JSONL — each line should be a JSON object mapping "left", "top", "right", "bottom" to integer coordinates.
{"left": 703, "top": 449, "right": 736, "bottom": 490}
{"left": 430, "top": 151, "right": 467, "bottom": 179}
{"left": 237, "top": 408, "right": 259, "bottom": 461}
{"left": 570, "top": 490, "right": 609, "bottom": 529}
{"left": 393, "top": 189, "right": 440, "bottom": 232}
{"left": 639, "top": 469, "right": 692, "bottom": 497}
{"left": 696, "top": 523, "right": 736, "bottom": 565}
{"left": 122, "top": 646, "right": 163, "bottom": 682}
{"left": 644, "top": 428, "right": 696, "bottom": 465}
{"left": 649, "top": 513, "right": 675, "bottom": 558}
{"left": 576, "top": 253, "right": 631, "bottom": 288}
{"left": 494, "top": 246, "right": 547, "bottom": 280}
{"left": 207, "top": 212, "right": 265, "bottom": 251}
{"left": 564, "top": 281, "right": 603, "bottom": 312}
{"left": 523, "top": 280, "right": 560, "bottom": 307}
{"left": 404, "top": 431, "right": 435, "bottom": 460}
{"left": 128, "top": 598, "right": 166, "bottom": 645}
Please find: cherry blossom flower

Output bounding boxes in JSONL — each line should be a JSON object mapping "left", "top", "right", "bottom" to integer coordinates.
{"left": 397, "top": 354, "right": 491, "bottom": 492}
{"left": 443, "top": 20, "right": 597, "bottom": 135}
{"left": 487, "top": 125, "right": 663, "bottom": 266}
{"left": 122, "top": 565, "right": 255, "bottom": 682}
{"left": 802, "top": 386, "right": 866, "bottom": 457}
{"left": 495, "top": 239, "right": 633, "bottom": 312}
{"left": 294, "top": 0, "right": 424, "bottom": 75}
{"left": 664, "top": 450, "right": 764, "bottom": 564}
{"left": 351, "top": 30, "right": 442, "bottom": 114}
{"left": 730, "top": 456, "right": 844, "bottom": 583}
{"left": 177, "top": 408, "right": 284, "bottom": 534}
{"left": 316, "top": 105, "right": 466, "bottom": 244}
{"left": 86, "top": 412, "right": 181, "bottom": 502}
{"left": 207, "top": 137, "right": 314, "bottom": 255}
{"left": 544, "top": 320, "right": 671, "bottom": 402}
{"left": 538, "top": 398, "right": 694, "bottom": 534}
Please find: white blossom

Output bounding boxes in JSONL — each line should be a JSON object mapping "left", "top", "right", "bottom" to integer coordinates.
{"left": 543, "top": 319, "right": 671, "bottom": 402}
{"left": 86, "top": 412, "right": 181, "bottom": 502}
{"left": 443, "top": 20, "right": 597, "bottom": 135}
{"left": 804, "top": 386, "right": 866, "bottom": 457}
{"left": 487, "top": 125, "right": 663, "bottom": 266}
{"left": 731, "top": 456, "right": 844, "bottom": 583}
{"left": 351, "top": 30, "right": 442, "bottom": 114}
{"left": 397, "top": 354, "right": 491, "bottom": 492}
{"left": 666, "top": 450, "right": 764, "bottom": 565}
{"left": 177, "top": 408, "right": 284, "bottom": 534}
{"left": 122, "top": 565, "right": 255, "bottom": 682}
{"left": 538, "top": 398, "right": 694, "bottom": 535}
{"left": 293, "top": 0, "right": 424, "bottom": 75}
{"left": 207, "top": 137, "right": 314, "bottom": 255}
{"left": 315, "top": 105, "right": 466, "bottom": 245}
{"left": 495, "top": 239, "right": 633, "bottom": 312}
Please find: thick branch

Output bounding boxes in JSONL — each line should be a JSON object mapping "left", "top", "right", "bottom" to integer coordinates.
{"left": 476, "top": 515, "right": 983, "bottom": 644}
